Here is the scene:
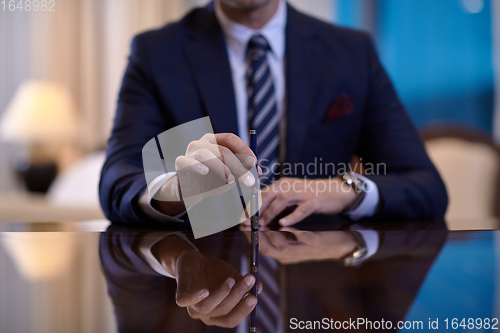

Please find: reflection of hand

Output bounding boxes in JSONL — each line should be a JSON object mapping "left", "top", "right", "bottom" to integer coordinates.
{"left": 244, "top": 228, "right": 357, "bottom": 264}
{"left": 153, "top": 133, "right": 261, "bottom": 215}
{"left": 152, "top": 235, "right": 262, "bottom": 328}
{"left": 256, "top": 177, "right": 357, "bottom": 226}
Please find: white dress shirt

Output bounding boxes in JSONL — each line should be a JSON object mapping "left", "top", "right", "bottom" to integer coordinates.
{"left": 215, "top": 0, "right": 286, "bottom": 146}
{"left": 139, "top": 0, "right": 379, "bottom": 221}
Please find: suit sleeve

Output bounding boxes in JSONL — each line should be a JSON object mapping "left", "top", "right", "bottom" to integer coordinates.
{"left": 98, "top": 228, "right": 184, "bottom": 332}
{"left": 99, "top": 34, "right": 171, "bottom": 224}
{"left": 358, "top": 35, "right": 448, "bottom": 219}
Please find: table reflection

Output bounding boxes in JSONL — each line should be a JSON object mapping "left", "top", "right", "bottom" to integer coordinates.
{"left": 99, "top": 218, "right": 447, "bottom": 332}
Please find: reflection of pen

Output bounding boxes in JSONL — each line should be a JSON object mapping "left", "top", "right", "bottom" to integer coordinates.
{"left": 249, "top": 129, "right": 259, "bottom": 333}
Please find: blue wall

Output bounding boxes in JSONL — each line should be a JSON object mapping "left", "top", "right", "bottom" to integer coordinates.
{"left": 336, "top": 0, "right": 366, "bottom": 29}
{"left": 336, "top": 0, "right": 495, "bottom": 133}
{"left": 404, "top": 233, "right": 496, "bottom": 332}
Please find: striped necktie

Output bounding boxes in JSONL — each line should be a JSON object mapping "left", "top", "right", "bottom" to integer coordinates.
{"left": 246, "top": 35, "right": 283, "bottom": 333}
{"left": 246, "top": 34, "right": 280, "bottom": 186}
{"left": 256, "top": 254, "right": 282, "bottom": 333}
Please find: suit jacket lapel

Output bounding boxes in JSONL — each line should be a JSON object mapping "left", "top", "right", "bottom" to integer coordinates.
{"left": 181, "top": 5, "right": 238, "bottom": 134}
{"left": 285, "top": 5, "right": 320, "bottom": 164}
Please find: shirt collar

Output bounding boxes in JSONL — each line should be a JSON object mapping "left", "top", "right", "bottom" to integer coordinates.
{"left": 215, "top": 0, "right": 286, "bottom": 63}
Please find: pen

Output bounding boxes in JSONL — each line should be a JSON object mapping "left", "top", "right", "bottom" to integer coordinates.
{"left": 249, "top": 129, "right": 259, "bottom": 333}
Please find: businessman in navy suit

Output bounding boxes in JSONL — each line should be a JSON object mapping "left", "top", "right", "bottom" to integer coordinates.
{"left": 99, "top": 0, "right": 448, "bottom": 226}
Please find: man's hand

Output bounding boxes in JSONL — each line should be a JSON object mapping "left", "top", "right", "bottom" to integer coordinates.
{"left": 242, "top": 228, "right": 358, "bottom": 265}
{"left": 152, "top": 235, "right": 262, "bottom": 328}
{"left": 255, "top": 177, "right": 358, "bottom": 226}
{"left": 153, "top": 133, "right": 261, "bottom": 216}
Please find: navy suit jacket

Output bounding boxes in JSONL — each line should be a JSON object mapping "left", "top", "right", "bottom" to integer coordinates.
{"left": 99, "top": 2, "right": 448, "bottom": 224}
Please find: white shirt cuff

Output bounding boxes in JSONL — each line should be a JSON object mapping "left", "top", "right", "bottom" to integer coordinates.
{"left": 349, "top": 227, "right": 380, "bottom": 265}
{"left": 138, "top": 172, "right": 186, "bottom": 222}
{"left": 138, "top": 232, "right": 198, "bottom": 278}
{"left": 149, "top": 172, "right": 178, "bottom": 199}
{"left": 344, "top": 172, "right": 380, "bottom": 220}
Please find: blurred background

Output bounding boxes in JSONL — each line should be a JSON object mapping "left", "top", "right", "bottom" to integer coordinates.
{"left": 0, "top": 0, "right": 499, "bottom": 227}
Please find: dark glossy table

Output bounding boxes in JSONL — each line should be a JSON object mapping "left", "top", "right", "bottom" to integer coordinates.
{"left": 0, "top": 216, "right": 499, "bottom": 333}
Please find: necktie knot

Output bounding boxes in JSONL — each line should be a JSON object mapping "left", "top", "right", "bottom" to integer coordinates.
{"left": 247, "top": 34, "right": 270, "bottom": 58}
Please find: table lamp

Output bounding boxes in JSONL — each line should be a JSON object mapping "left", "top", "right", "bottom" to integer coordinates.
{"left": 0, "top": 80, "right": 78, "bottom": 193}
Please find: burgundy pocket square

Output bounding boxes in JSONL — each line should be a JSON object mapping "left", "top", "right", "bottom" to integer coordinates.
{"left": 323, "top": 94, "right": 354, "bottom": 123}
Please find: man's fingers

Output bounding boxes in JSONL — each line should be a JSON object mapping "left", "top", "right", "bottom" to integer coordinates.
{"left": 279, "top": 227, "right": 318, "bottom": 244}
{"left": 279, "top": 226, "right": 298, "bottom": 232}
{"left": 191, "top": 278, "right": 235, "bottom": 315}
{"left": 210, "top": 274, "right": 256, "bottom": 317}
{"left": 189, "top": 148, "right": 235, "bottom": 184}
{"left": 214, "top": 133, "right": 257, "bottom": 168}
{"left": 175, "top": 156, "right": 209, "bottom": 175}
{"left": 207, "top": 134, "right": 257, "bottom": 181}
{"left": 176, "top": 288, "right": 210, "bottom": 307}
{"left": 185, "top": 134, "right": 261, "bottom": 187}
{"left": 260, "top": 192, "right": 297, "bottom": 225}
{"left": 196, "top": 135, "right": 256, "bottom": 186}
{"left": 219, "top": 150, "right": 255, "bottom": 187}
{"left": 258, "top": 232, "right": 278, "bottom": 256}
{"left": 264, "top": 231, "right": 290, "bottom": 250}
{"left": 279, "top": 201, "right": 317, "bottom": 226}
{"left": 207, "top": 294, "right": 258, "bottom": 329}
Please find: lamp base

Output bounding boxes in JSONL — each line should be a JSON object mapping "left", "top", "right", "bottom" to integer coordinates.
{"left": 15, "top": 162, "right": 58, "bottom": 193}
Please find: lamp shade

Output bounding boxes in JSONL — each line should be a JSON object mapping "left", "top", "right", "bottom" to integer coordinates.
{"left": 0, "top": 80, "right": 78, "bottom": 144}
